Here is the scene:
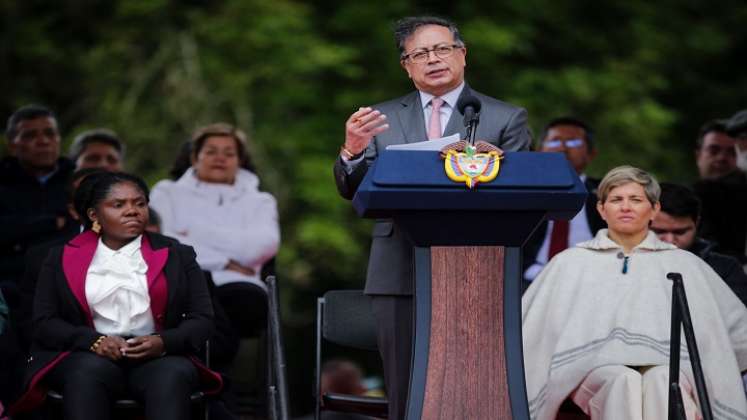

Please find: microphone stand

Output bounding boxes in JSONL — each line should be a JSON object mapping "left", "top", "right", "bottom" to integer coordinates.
{"left": 464, "top": 112, "right": 480, "bottom": 146}
{"left": 666, "top": 272, "right": 713, "bottom": 420}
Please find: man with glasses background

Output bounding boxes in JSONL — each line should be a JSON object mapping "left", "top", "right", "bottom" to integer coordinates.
{"left": 521, "top": 117, "right": 606, "bottom": 291}
{"left": 651, "top": 182, "right": 747, "bottom": 305}
{"left": 333, "top": 15, "right": 531, "bottom": 420}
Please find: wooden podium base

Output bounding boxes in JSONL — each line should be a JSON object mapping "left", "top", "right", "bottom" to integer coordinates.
{"left": 407, "top": 246, "right": 528, "bottom": 420}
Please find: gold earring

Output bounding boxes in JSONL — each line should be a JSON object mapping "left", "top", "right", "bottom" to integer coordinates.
{"left": 92, "top": 220, "right": 102, "bottom": 234}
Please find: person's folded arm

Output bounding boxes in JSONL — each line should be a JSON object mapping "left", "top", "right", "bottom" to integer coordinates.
{"left": 169, "top": 234, "right": 230, "bottom": 272}
{"left": 150, "top": 183, "right": 231, "bottom": 271}
{"left": 185, "top": 193, "right": 280, "bottom": 268}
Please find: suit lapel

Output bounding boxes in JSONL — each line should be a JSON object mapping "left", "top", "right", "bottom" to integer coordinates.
{"left": 62, "top": 230, "right": 98, "bottom": 323}
{"left": 141, "top": 233, "right": 170, "bottom": 330}
{"left": 397, "top": 92, "right": 427, "bottom": 143}
{"left": 141, "top": 234, "right": 168, "bottom": 290}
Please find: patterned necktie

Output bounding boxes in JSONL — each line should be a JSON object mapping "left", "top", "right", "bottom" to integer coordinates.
{"left": 428, "top": 97, "right": 444, "bottom": 140}
{"left": 548, "top": 219, "right": 570, "bottom": 259}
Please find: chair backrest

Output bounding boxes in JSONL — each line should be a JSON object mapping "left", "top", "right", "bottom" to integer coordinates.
{"left": 316, "top": 290, "right": 387, "bottom": 420}
{"left": 321, "top": 290, "right": 378, "bottom": 352}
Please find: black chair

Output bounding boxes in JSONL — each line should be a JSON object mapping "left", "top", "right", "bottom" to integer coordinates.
{"left": 267, "top": 275, "right": 290, "bottom": 420}
{"left": 315, "top": 290, "right": 388, "bottom": 420}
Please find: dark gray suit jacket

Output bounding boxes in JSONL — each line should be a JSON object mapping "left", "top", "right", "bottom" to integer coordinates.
{"left": 334, "top": 85, "right": 532, "bottom": 296}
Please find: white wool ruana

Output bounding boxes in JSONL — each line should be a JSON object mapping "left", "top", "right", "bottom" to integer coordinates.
{"left": 522, "top": 229, "right": 747, "bottom": 420}
{"left": 149, "top": 168, "right": 280, "bottom": 290}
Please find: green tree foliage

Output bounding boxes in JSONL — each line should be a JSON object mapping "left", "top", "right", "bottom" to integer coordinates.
{"left": 2, "top": 0, "right": 745, "bottom": 413}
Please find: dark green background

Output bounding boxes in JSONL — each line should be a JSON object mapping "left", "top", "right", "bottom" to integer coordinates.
{"left": 2, "top": 0, "right": 745, "bottom": 414}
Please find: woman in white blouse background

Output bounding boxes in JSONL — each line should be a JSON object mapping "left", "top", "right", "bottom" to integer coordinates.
{"left": 150, "top": 123, "right": 280, "bottom": 337}
{"left": 12, "top": 172, "right": 220, "bottom": 419}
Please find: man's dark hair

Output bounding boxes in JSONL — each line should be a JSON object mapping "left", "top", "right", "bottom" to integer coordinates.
{"left": 695, "top": 119, "right": 728, "bottom": 150}
{"left": 393, "top": 16, "right": 465, "bottom": 57}
{"left": 69, "top": 128, "right": 125, "bottom": 161}
{"left": 5, "top": 104, "right": 57, "bottom": 141}
{"left": 541, "top": 116, "right": 595, "bottom": 152}
{"left": 659, "top": 182, "right": 701, "bottom": 222}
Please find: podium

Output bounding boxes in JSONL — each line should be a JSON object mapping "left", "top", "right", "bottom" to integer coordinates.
{"left": 352, "top": 150, "right": 586, "bottom": 420}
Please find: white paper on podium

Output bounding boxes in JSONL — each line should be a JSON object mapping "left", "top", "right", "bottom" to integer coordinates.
{"left": 385, "top": 133, "right": 460, "bottom": 151}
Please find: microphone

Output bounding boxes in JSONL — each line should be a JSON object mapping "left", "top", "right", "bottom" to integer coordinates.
{"left": 457, "top": 94, "right": 482, "bottom": 126}
{"left": 457, "top": 94, "right": 482, "bottom": 145}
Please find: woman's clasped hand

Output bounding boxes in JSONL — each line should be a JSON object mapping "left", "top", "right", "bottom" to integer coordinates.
{"left": 91, "top": 335, "right": 165, "bottom": 360}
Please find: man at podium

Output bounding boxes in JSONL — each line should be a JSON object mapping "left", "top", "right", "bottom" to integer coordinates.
{"left": 333, "top": 15, "right": 531, "bottom": 420}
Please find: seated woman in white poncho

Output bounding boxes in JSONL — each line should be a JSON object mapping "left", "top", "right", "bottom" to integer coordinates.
{"left": 522, "top": 165, "right": 747, "bottom": 420}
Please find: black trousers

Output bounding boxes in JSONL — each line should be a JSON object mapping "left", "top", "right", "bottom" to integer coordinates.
{"left": 47, "top": 352, "right": 199, "bottom": 420}
{"left": 214, "top": 281, "right": 268, "bottom": 338}
{"left": 370, "top": 295, "right": 413, "bottom": 420}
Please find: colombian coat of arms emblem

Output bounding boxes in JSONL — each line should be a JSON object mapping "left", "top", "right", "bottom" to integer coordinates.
{"left": 440, "top": 140, "right": 504, "bottom": 189}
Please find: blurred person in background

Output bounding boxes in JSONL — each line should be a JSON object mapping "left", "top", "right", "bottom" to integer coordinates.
{"left": 694, "top": 119, "right": 739, "bottom": 181}
{"left": 150, "top": 122, "right": 279, "bottom": 337}
{"left": 0, "top": 106, "right": 76, "bottom": 406}
{"left": 725, "top": 109, "right": 747, "bottom": 174}
{"left": 296, "top": 359, "right": 375, "bottom": 420}
{"left": 522, "top": 117, "right": 606, "bottom": 291}
{"left": 0, "top": 105, "right": 75, "bottom": 304}
{"left": 150, "top": 123, "right": 278, "bottom": 418}
{"left": 692, "top": 119, "right": 747, "bottom": 263}
{"left": 725, "top": 109, "right": 747, "bottom": 266}
{"left": 68, "top": 128, "right": 125, "bottom": 172}
{"left": 651, "top": 182, "right": 747, "bottom": 306}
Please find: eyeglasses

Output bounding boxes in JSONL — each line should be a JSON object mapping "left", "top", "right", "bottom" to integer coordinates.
{"left": 401, "top": 44, "right": 463, "bottom": 64}
{"left": 542, "top": 138, "right": 585, "bottom": 149}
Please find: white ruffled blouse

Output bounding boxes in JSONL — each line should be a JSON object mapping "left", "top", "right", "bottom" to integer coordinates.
{"left": 85, "top": 235, "right": 155, "bottom": 336}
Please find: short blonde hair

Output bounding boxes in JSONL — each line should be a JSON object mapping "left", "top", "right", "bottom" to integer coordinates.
{"left": 597, "top": 165, "right": 660, "bottom": 205}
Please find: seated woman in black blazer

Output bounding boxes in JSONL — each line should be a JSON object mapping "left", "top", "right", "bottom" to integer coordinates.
{"left": 11, "top": 172, "right": 221, "bottom": 420}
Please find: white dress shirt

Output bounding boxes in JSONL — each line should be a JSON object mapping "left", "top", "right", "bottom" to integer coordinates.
{"left": 85, "top": 235, "right": 155, "bottom": 336}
